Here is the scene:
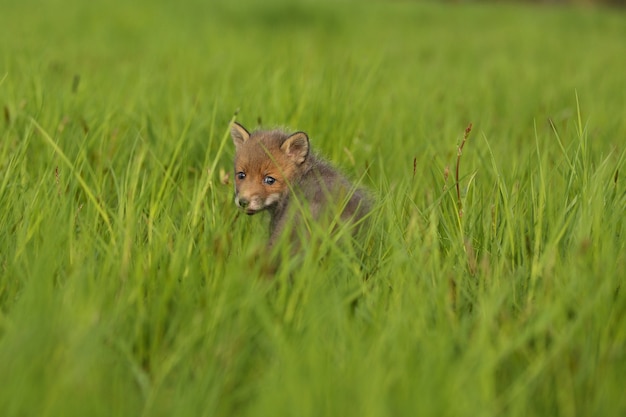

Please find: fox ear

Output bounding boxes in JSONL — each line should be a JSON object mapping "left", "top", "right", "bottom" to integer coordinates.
{"left": 231, "top": 122, "right": 250, "bottom": 149}
{"left": 281, "top": 132, "right": 309, "bottom": 164}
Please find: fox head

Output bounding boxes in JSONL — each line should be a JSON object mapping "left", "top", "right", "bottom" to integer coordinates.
{"left": 231, "top": 122, "right": 309, "bottom": 215}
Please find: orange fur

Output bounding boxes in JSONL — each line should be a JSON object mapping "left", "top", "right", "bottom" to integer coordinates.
{"left": 231, "top": 122, "right": 370, "bottom": 247}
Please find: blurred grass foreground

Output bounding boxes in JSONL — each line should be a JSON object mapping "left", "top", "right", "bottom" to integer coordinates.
{"left": 0, "top": 1, "right": 625, "bottom": 416}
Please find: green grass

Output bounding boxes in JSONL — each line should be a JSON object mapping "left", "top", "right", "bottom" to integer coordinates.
{"left": 1, "top": 0, "right": 625, "bottom": 416}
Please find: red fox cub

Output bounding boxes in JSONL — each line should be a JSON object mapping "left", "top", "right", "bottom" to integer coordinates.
{"left": 231, "top": 122, "right": 370, "bottom": 247}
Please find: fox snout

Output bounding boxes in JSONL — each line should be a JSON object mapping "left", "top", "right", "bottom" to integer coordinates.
{"left": 237, "top": 196, "right": 250, "bottom": 208}
{"left": 234, "top": 190, "right": 282, "bottom": 215}
{"left": 235, "top": 194, "right": 255, "bottom": 214}
{"left": 235, "top": 193, "right": 265, "bottom": 215}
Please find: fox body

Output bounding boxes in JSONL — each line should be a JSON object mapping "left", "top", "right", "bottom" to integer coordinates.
{"left": 231, "top": 122, "right": 370, "bottom": 247}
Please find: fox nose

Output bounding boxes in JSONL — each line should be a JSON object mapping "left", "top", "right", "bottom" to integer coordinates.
{"left": 238, "top": 197, "right": 249, "bottom": 208}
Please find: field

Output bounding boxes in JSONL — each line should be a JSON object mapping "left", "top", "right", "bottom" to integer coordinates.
{"left": 1, "top": 0, "right": 625, "bottom": 416}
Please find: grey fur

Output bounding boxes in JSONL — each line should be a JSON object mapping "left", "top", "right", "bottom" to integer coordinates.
{"left": 231, "top": 123, "right": 371, "bottom": 248}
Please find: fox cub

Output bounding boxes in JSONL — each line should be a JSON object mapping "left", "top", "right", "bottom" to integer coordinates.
{"left": 231, "top": 122, "right": 370, "bottom": 247}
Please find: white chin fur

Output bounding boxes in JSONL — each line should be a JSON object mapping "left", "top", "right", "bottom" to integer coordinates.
{"left": 235, "top": 193, "right": 281, "bottom": 212}
{"left": 264, "top": 193, "right": 281, "bottom": 207}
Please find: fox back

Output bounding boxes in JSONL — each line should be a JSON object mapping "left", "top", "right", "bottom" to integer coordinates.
{"left": 231, "top": 122, "right": 370, "bottom": 246}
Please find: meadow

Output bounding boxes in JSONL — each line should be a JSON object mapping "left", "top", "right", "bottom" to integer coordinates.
{"left": 0, "top": 0, "right": 625, "bottom": 416}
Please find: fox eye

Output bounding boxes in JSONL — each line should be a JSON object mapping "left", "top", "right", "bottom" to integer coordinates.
{"left": 263, "top": 176, "right": 276, "bottom": 185}
{"left": 236, "top": 172, "right": 246, "bottom": 180}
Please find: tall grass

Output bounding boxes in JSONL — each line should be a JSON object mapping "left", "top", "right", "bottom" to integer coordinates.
{"left": 1, "top": 1, "right": 625, "bottom": 416}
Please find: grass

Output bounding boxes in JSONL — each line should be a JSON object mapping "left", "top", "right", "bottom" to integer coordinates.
{"left": 1, "top": 0, "right": 625, "bottom": 416}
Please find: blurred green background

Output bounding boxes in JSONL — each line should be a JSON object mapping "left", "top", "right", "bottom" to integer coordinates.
{"left": 1, "top": 1, "right": 624, "bottom": 416}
